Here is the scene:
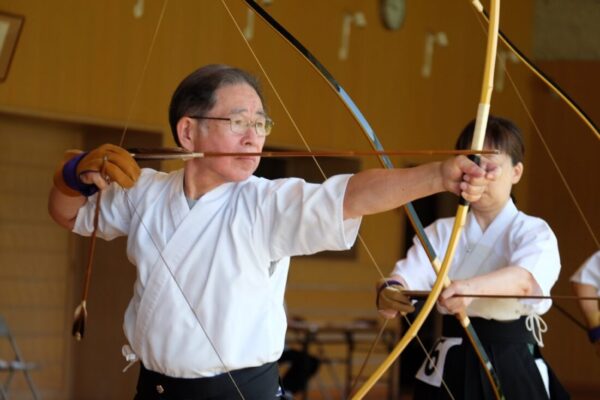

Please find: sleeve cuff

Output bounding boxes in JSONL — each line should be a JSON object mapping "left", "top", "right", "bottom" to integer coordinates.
{"left": 588, "top": 325, "right": 600, "bottom": 343}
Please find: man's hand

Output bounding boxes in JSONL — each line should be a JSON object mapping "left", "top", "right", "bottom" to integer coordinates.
{"left": 441, "top": 155, "right": 501, "bottom": 203}
{"left": 54, "top": 144, "right": 140, "bottom": 197}
{"left": 376, "top": 278, "right": 415, "bottom": 319}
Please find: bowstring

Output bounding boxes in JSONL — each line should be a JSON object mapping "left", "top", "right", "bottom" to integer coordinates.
{"left": 118, "top": 0, "right": 170, "bottom": 148}
{"left": 221, "top": 1, "right": 455, "bottom": 398}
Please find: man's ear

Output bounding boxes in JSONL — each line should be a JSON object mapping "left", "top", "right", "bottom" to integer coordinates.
{"left": 512, "top": 161, "right": 524, "bottom": 184}
{"left": 177, "top": 117, "right": 196, "bottom": 151}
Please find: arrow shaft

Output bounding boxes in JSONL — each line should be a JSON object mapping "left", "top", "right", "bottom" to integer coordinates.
{"left": 129, "top": 148, "right": 499, "bottom": 160}
{"left": 403, "top": 290, "right": 599, "bottom": 301}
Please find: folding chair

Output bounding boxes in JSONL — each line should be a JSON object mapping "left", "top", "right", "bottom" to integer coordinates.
{"left": 0, "top": 316, "right": 40, "bottom": 400}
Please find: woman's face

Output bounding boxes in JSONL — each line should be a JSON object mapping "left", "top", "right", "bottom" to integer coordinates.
{"left": 471, "top": 149, "right": 523, "bottom": 214}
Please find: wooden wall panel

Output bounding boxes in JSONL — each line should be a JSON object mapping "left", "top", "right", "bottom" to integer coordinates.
{"left": 530, "top": 60, "right": 600, "bottom": 393}
{"left": 0, "top": 113, "right": 82, "bottom": 400}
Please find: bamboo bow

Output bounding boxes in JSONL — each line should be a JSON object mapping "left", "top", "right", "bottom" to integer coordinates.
{"left": 353, "top": 1, "right": 503, "bottom": 398}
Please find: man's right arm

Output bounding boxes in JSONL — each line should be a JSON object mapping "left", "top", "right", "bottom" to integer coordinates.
{"left": 48, "top": 187, "right": 86, "bottom": 230}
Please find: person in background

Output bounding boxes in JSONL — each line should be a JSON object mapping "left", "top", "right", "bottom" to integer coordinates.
{"left": 377, "top": 116, "right": 570, "bottom": 399}
{"left": 278, "top": 347, "right": 320, "bottom": 398}
{"left": 571, "top": 250, "right": 600, "bottom": 357}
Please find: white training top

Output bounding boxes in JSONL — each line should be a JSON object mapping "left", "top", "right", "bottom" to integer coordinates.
{"left": 392, "top": 199, "right": 561, "bottom": 319}
{"left": 570, "top": 251, "right": 600, "bottom": 296}
{"left": 74, "top": 168, "right": 361, "bottom": 378}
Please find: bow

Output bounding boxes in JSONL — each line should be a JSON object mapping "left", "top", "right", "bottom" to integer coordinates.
{"left": 473, "top": 3, "right": 600, "bottom": 143}
{"left": 236, "top": 0, "right": 503, "bottom": 398}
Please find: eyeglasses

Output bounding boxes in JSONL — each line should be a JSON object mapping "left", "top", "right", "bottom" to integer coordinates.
{"left": 189, "top": 115, "right": 274, "bottom": 137}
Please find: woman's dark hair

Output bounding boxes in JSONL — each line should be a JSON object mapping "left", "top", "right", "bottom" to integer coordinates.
{"left": 168, "top": 65, "right": 265, "bottom": 146}
{"left": 455, "top": 116, "right": 524, "bottom": 165}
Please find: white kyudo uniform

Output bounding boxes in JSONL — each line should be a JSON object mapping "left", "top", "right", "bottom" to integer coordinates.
{"left": 570, "top": 251, "right": 600, "bottom": 296}
{"left": 394, "top": 199, "right": 563, "bottom": 397}
{"left": 393, "top": 199, "right": 561, "bottom": 319}
{"left": 73, "top": 169, "right": 361, "bottom": 378}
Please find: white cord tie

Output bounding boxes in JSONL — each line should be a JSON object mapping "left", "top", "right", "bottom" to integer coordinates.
{"left": 525, "top": 313, "right": 548, "bottom": 347}
{"left": 121, "top": 344, "right": 139, "bottom": 372}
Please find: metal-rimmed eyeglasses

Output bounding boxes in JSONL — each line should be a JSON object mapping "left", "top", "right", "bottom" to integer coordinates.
{"left": 189, "top": 115, "right": 274, "bottom": 137}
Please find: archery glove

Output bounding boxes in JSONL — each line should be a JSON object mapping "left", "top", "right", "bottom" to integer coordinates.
{"left": 54, "top": 143, "right": 140, "bottom": 197}
{"left": 376, "top": 278, "right": 414, "bottom": 315}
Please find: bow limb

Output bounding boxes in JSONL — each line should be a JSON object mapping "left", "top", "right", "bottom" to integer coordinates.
{"left": 406, "top": 2, "right": 503, "bottom": 399}
{"left": 237, "top": 1, "right": 503, "bottom": 398}
{"left": 472, "top": 1, "right": 600, "bottom": 252}
{"left": 472, "top": 2, "right": 600, "bottom": 142}
{"left": 72, "top": 162, "right": 107, "bottom": 340}
{"left": 418, "top": 1, "right": 503, "bottom": 399}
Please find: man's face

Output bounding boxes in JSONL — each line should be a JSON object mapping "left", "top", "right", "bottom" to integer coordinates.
{"left": 190, "top": 82, "right": 267, "bottom": 184}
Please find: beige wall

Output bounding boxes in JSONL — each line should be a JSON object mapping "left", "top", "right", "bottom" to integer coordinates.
{"left": 0, "top": 0, "right": 597, "bottom": 398}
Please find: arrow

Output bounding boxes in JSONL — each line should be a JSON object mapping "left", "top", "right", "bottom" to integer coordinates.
{"left": 128, "top": 147, "right": 499, "bottom": 160}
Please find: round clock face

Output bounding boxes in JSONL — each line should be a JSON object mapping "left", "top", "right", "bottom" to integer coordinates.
{"left": 381, "top": 0, "right": 406, "bottom": 30}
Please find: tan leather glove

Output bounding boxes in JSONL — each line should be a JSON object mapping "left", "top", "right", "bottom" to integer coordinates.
{"left": 53, "top": 144, "right": 140, "bottom": 197}
{"left": 376, "top": 278, "right": 415, "bottom": 315}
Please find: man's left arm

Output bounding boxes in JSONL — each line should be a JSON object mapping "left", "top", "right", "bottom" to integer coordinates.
{"left": 343, "top": 156, "right": 498, "bottom": 219}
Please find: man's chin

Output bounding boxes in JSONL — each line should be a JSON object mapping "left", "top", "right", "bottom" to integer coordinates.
{"left": 231, "top": 169, "right": 256, "bottom": 182}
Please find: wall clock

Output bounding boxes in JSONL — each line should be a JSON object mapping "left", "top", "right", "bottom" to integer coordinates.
{"left": 381, "top": 0, "right": 406, "bottom": 31}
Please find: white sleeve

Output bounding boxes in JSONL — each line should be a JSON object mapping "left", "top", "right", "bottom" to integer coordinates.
{"left": 72, "top": 184, "right": 131, "bottom": 240}
{"left": 571, "top": 251, "right": 600, "bottom": 294}
{"left": 260, "top": 174, "right": 361, "bottom": 260}
{"left": 508, "top": 217, "right": 561, "bottom": 296}
{"left": 72, "top": 169, "right": 157, "bottom": 240}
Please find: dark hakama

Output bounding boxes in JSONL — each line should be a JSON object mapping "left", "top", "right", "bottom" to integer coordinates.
{"left": 413, "top": 316, "right": 570, "bottom": 400}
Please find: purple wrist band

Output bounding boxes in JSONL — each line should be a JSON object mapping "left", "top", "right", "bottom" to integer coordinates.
{"left": 588, "top": 325, "right": 600, "bottom": 343}
{"left": 378, "top": 279, "right": 403, "bottom": 291}
{"left": 62, "top": 152, "right": 98, "bottom": 197}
